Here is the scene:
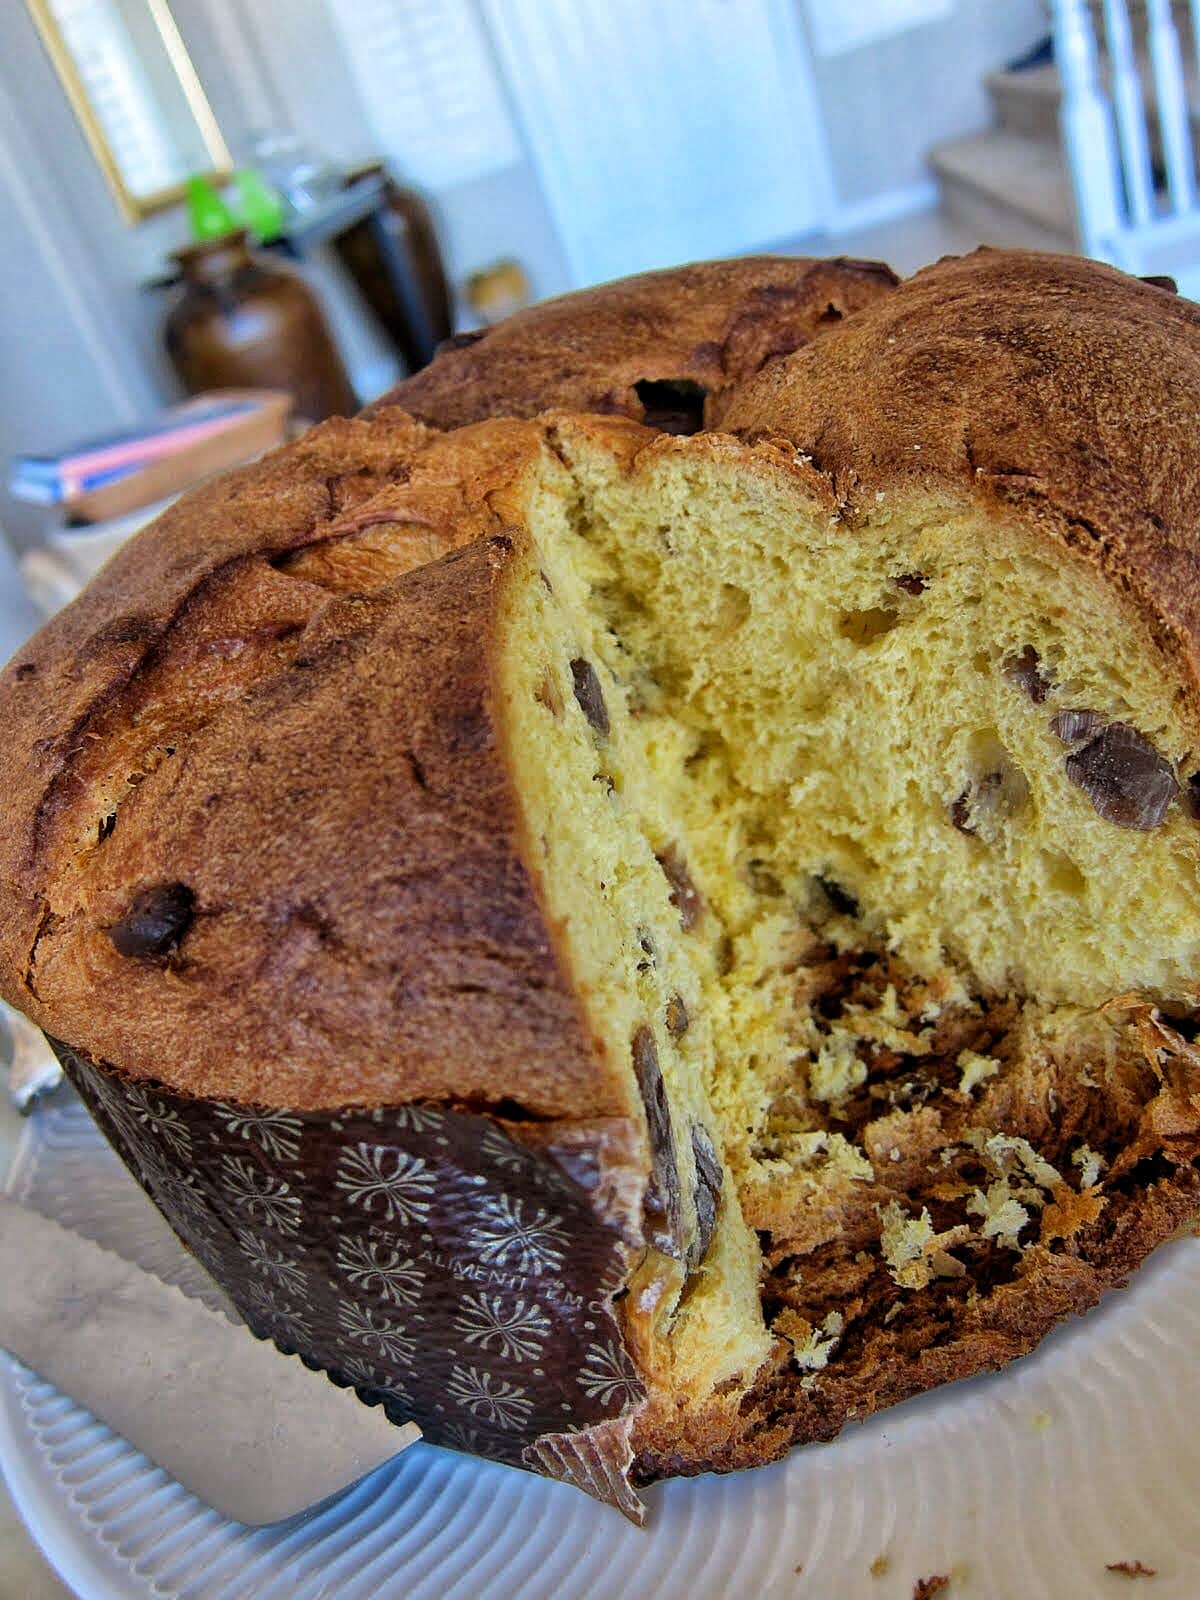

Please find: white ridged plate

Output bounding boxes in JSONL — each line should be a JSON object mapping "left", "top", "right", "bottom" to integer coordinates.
{"left": 3, "top": 1094, "right": 1200, "bottom": 1599}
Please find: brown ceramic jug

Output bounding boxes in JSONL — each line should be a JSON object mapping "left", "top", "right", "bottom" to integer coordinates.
{"left": 164, "top": 231, "right": 357, "bottom": 422}
{"left": 334, "top": 165, "right": 454, "bottom": 371}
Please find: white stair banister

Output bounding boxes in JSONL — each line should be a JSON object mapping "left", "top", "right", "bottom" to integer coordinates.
{"left": 1102, "top": 0, "right": 1156, "bottom": 224}
{"left": 1052, "top": 0, "right": 1126, "bottom": 257}
{"left": 1146, "top": 0, "right": 1197, "bottom": 211}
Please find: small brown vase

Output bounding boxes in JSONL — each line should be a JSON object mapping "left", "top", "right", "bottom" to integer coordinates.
{"left": 334, "top": 165, "right": 454, "bottom": 371}
{"left": 164, "top": 230, "right": 357, "bottom": 421}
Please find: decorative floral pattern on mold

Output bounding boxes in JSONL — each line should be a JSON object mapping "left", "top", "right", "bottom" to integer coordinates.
{"left": 213, "top": 1103, "right": 304, "bottom": 1162}
{"left": 454, "top": 1292, "right": 551, "bottom": 1361}
{"left": 218, "top": 1154, "right": 304, "bottom": 1234}
{"left": 335, "top": 1233, "right": 424, "bottom": 1307}
{"left": 52, "top": 1040, "right": 642, "bottom": 1476}
{"left": 578, "top": 1341, "right": 642, "bottom": 1407}
{"left": 335, "top": 1142, "right": 436, "bottom": 1224}
{"left": 447, "top": 1365, "right": 535, "bottom": 1430}
{"left": 466, "top": 1195, "right": 569, "bottom": 1274}
{"left": 240, "top": 1235, "right": 309, "bottom": 1297}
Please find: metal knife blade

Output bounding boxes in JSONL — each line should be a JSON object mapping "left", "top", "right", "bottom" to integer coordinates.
{"left": 0, "top": 1195, "right": 419, "bottom": 1524}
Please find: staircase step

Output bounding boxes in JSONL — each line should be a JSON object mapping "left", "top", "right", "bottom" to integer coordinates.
{"left": 990, "top": 55, "right": 1200, "bottom": 142}
{"left": 929, "top": 128, "right": 1075, "bottom": 251}
{"left": 987, "top": 65, "right": 1061, "bottom": 140}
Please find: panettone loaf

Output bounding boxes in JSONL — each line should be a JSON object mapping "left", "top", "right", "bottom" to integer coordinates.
{"left": 3, "top": 250, "right": 1200, "bottom": 1521}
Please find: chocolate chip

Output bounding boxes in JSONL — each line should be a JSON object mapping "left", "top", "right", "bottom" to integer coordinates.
{"left": 636, "top": 929, "right": 656, "bottom": 971}
{"left": 665, "top": 993, "right": 689, "bottom": 1037}
{"left": 1182, "top": 773, "right": 1200, "bottom": 820}
{"left": 1003, "top": 646, "right": 1051, "bottom": 704}
{"left": 1064, "top": 722, "right": 1179, "bottom": 828}
{"left": 816, "top": 876, "right": 859, "bottom": 917}
{"left": 108, "top": 883, "right": 194, "bottom": 958}
{"left": 950, "top": 788, "right": 975, "bottom": 835}
{"left": 1050, "top": 708, "right": 1108, "bottom": 744}
{"left": 1141, "top": 274, "right": 1178, "bottom": 293}
{"left": 14, "top": 662, "right": 36, "bottom": 681}
{"left": 893, "top": 573, "right": 927, "bottom": 595}
{"left": 570, "top": 658, "right": 609, "bottom": 736}
{"left": 632, "top": 378, "right": 707, "bottom": 436}
{"left": 657, "top": 846, "right": 704, "bottom": 930}
{"left": 631, "top": 1024, "right": 681, "bottom": 1255}
{"left": 689, "top": 1123, "right": 723, "bottom": 1265}
{"left": 97, "top": 810, "right": 117, "bottom": 843}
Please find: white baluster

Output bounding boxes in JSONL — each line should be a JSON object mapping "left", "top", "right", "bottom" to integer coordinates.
{"left": 1146, "top": 0, "right": 1196, "bottom": 211}
{"left": 1052, "top": 0, "right": 1125, "bottom": 257}
{"left": 1102, "top": 0, "right": 1157, "bottom": 222}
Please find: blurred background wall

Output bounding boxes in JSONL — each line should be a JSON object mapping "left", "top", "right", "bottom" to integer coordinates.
{"left": 0, "top": 0, "right": 1069, "bottom": 558}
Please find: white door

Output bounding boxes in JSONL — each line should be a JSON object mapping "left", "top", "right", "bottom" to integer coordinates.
{"left": 480, "top": 0, "right": 835, "bottom": 285}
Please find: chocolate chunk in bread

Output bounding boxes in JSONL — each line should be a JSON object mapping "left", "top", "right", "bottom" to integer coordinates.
{"left": 108, "top": 884, "right": 195, "bottom": 959}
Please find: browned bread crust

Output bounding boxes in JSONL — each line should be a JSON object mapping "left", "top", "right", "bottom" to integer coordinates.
{"left": 379, "top": 255, "right": 898, "bottom": 432}
{"left": 0, "top": 413, "right": 657, "bottom": 1116}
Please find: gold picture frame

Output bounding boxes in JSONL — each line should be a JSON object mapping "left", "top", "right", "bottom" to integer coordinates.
{"left": 25, "top": 0, "right": 232, "bottom": 222}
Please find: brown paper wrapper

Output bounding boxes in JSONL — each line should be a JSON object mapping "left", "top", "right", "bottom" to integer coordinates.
{"left": 52, "top": 1040, "right": 648, "bottom": 1515}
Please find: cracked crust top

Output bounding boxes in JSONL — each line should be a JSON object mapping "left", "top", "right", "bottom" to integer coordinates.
{"left": 378, "top": 255, "right": 899, "bottom": 432}
{"left": 723, "top": 248, "right": 1200, "bottom": 719}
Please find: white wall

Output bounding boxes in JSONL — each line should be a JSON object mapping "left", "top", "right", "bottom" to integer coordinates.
{"left": 0, "top": 3, "right": 179, "bottom": 547}
{"left": 224, "top": 0, "right": 574, "bottom": 302}
{"left": 0, "top": 0, "right": 1046, "bottom": 549}
{"left": 804, "top": 0, "right": 1046, "bottom": 205}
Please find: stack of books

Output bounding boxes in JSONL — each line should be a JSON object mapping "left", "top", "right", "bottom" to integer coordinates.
{"left": 8, "top": 391, "right": 292, "bottom": 522}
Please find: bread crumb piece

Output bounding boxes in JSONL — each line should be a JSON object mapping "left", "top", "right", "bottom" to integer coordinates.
{"left": 879, "top": 1202, "right": 970, "bottom": 1287}
{"left": 969, "top": 1129, "right": 1062, "bottom": 1192}
{"left": 1106, "top": 1560, "right": 1156, "bottom": 1578}
{"left": 870, "top": 1552, "right": 891, "bottom": 1577}
{"left": 809, "top": 1034, "right": 868, "bottom": 1104}
{"left": 912, "top": 1576, "right": 950, "bottom": 1599}
{"left": 777, "top": 1308, "right": 845, "bottom": 1372}
{"left": 794, "top": 1310, "right": 844, "bottom": 1372}
{"left": 1040, "top": 1182, "right": 1107, "bottom": 1244}
{"left": 967, "top": 1180, "right": 1031, "bottom": 1248}
{"left": 1072, "top": 1144, "right": 1105, "bottom": 1189}
{"left": 880, "top": 1201, "right": 934, "bottom": 1269}
{"left": 791, "top": 1129, "right": 875, "bottom": 1182}
{"left": 957, "top": 1049, "right": 1000, "bottom": 1094}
